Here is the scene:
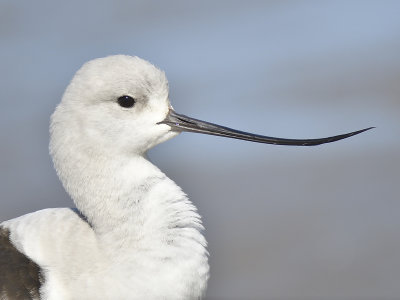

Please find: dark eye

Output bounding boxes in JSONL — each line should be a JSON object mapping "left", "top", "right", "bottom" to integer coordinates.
{"left": 117, "top": 95, "right": 136, "bottom": 108}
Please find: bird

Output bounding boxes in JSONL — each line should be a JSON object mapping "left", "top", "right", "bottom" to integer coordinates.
{"left": 0, "top": 55, "right": 372, "bottom": 300}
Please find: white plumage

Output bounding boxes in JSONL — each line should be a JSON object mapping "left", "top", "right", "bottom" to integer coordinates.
{"left": 0, "top": 55, "right": 370, "bottom": 300}
{"left": 2, "top": 55, "right": 209, "bottom": 299}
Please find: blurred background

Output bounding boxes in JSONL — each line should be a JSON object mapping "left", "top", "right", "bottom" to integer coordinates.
{"left": 1, "top": 1, "right": 399, "bottom": 299}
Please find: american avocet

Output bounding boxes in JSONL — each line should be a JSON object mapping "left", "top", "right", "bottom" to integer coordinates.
{"left": 0, "top": 55, "right": 372, "bottom": 299}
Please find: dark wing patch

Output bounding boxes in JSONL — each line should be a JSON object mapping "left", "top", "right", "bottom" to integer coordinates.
{"left": 0, "top": 226, "right": 43, "bottom": 299}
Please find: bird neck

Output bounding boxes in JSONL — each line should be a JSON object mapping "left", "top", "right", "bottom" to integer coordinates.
{"left": 52, "top": 146, "right": 204, "bottom": 252}
{"left": 51, "top": 147, "right": 209, "bottom": 297}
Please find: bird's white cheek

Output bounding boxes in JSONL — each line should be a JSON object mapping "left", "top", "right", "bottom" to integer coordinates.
{"left": 118, "top": 123, "right": 178, "bottom": 154}
{"left": 142, "top": 124, "right": 179, "bottom": 150}
{"left": 147, "top": 97, "right": 170, "bottom": 120}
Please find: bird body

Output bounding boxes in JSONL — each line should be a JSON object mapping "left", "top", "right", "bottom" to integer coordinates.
{"left": 0, "top": 55, "right": 371, "bottom": 299}
{"left": 4, "top": 180, "right": 208, "bottom": 299}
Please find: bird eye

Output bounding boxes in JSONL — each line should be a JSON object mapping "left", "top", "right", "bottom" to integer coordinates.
{"left": 117, "top": 95, "right": 136, "bottom": 108}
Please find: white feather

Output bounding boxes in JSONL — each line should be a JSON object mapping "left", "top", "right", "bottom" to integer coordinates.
{"left": 2, "top": 55, "right": 209, "bottom": 299}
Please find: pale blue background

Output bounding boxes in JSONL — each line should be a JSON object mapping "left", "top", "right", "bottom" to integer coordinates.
{"left": 1, "top": 1, "right": 399, "bottom": 299}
